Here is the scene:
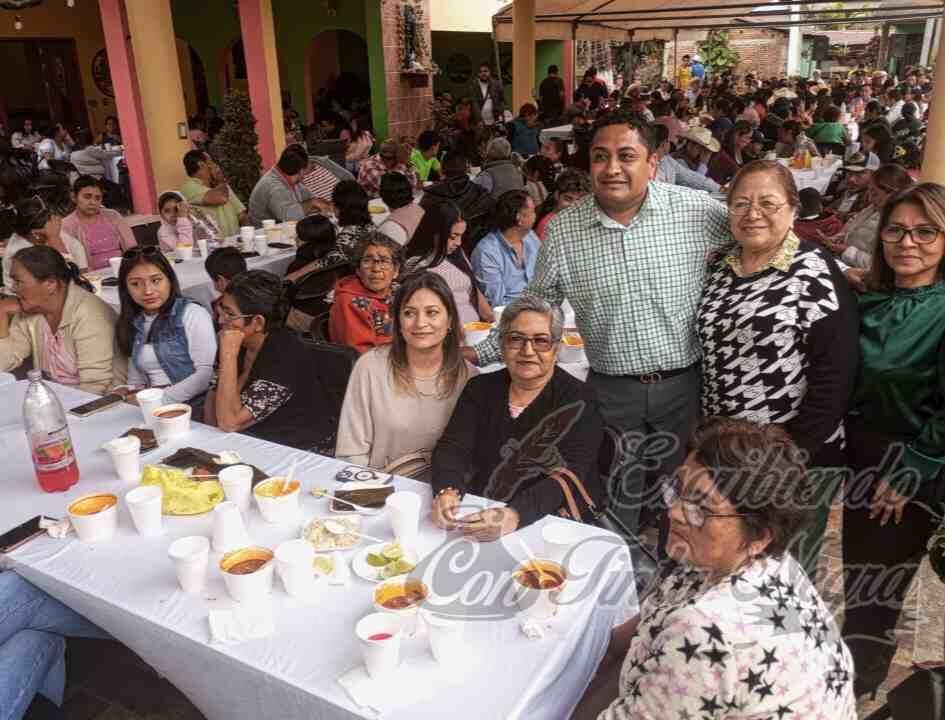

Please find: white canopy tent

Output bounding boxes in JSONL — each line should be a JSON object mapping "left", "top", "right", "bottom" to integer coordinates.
{"left": 492, "top": 0, "right": 945, "bottom": 42}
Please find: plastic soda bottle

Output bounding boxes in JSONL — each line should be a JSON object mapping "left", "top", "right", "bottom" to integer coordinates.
{"left": 23, "top": 370, "right": 79, "bottom": 492}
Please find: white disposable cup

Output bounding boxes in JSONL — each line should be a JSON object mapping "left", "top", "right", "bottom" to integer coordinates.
{"left": 283, "top": 220, "right": 297, "bottom": 241}
{"left": 125, "top": 485, "right": 163, "bottom": 536}
{"left": 253, "top": 477, "right": 300, "bottom": 524}
{"left": 151, "top": 403, "right": 191, "bottom": 445}
{"left": 541, "top": 522, "right": 580, "bottom": 565}
{"left": 219, "top": 465, "right": 253, "bottom": 513}
{"left": 103, "top": 435, "right": 141, "bottom": 485}
{"left": 261, "top": 219, "right": 276, "bottom": 229}
{"left": 254, "top": 233, "right": 268, "bottom": 256}
{"left": 211, "top": 501, "right": 251, "bottom": 554}
{"left": 108, "top": 256, "right": 122, "bottom": 277}
{"left": 355, "top": 612, "right": 404, "bottom": 679}
{"left": 463, "top": 322, "right": 492, "bottom": 347}
{"left": 385, "top": 491, "right": 422, "bottom": 549}
{"left": 168, "top": 535, "right": 210, "bottom": 592}
{"left": 176, "top": 244, "right": 194, "bottom": 261}
{"left": 422, "top": 609, "right": 465, "bottom": 664}
{"left": 135, "top": 388, "right": 164, "bottom": 430}
{"left": 197, "top": 238, "right": 209, "bottom": 257}
{"left": 239, "top": 226, "right": 255, "bottom": 242}
{"left": 68, "top": 494, "right": 118, "bottom": 543}
{"left": 265, "top": 226, "right": 282, "bottom": 245}
{"left": 275, "top": 539, "right": 317, "bottom": 598}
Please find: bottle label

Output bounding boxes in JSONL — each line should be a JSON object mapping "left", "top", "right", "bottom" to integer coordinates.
{"left": 31, "top": 426, "right": 76, "bottom": 473}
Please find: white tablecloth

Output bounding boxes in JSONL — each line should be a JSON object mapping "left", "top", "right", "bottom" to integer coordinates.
{"left": 96, "top": 246, "right": 296, "bottom": 312}
{"left": 789, "top": 158, "right": 843, "bottom": 195}
{"left": 1, "top": 382, "right": 636, "bottom": 720}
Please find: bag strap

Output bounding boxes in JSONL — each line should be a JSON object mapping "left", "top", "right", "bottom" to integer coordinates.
{"left": 549, "top": 467, "right": 599, "bottom": 523}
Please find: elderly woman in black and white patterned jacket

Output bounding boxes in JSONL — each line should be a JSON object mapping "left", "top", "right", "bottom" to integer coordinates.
{"left": 696, "top": 160, "right": 859, "bottom": 580}
{"left": 577, "top": 418, "right": 856, "bottom": 720}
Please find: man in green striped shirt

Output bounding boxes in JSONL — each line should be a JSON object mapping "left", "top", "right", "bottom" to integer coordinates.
{"left": 471, "top": 112, "right": 732, "bottom": 534}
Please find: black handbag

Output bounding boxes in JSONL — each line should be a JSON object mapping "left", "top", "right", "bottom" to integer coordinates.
{"left": 863, "top": 663, "right": 945, "bottom": 720}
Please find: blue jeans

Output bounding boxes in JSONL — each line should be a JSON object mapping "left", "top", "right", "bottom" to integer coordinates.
{"left": 0, "top": 572, "right": 109, "bottom": 720}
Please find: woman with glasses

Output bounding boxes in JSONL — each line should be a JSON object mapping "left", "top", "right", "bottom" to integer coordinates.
{"left": 114, "top": 247, "right": 216, "bottom": 404}
{"left": 335, "top": 272, "right": 476, "bottom": 470}
{"left": 0, "top": 246, "right": 125, "bottom": 394}
{"left": 62, "top": 175, "right": 136, "bottom": 271}
{"left": 818, "top": 163, "right": 915, "bottom": 268}
{"left": 3, "top": 196, "right": 88, "bottom": 289}
{"left": 698, "top": 160, "right": 859, "bottom": 580}
{"left": 579, "top": 418, "right": 855, "bottom": 720}
{"left": 205, "top": 269, "right": 336, "bottom": 452}
{"left": 329, "top": 233, "right": 401, "bottom": 353}
{"left": 471, "top": 190, "right": 540, "bottom": 308}
{"left": 430, "top": 295, "right": 603, "bottom": 541}
{"left": 841, "top": 182, "right": 945, "bottom": 699}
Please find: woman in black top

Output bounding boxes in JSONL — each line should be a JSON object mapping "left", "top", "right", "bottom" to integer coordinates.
{"left": 205, "top": 269, "right": 336, "bottom": 452}
{"left": 431, "top": 295, "right": 603, "bottom": 541}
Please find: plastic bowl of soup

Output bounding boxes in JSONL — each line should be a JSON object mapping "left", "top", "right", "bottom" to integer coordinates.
{"left": 463, "top": 321, "right": 493, "bottom": 347}
{"left": 68, "top": 492, "right": 119, "bottom": 542}
{"left": 559, "top": 334, "right": 586, "bottom": 364}
{"left": 374, "top": 578, "right": 428, "bottom": 634}
{"left": 151, "top": 403, "right": 191, "bottom": 445}
{"left": 219, "top": 546, "right": 275, "bottom": 603}
{"left": 513, "top": 559, "right": 567, "bottom": 620}
{"left": 253, "top": 477, "right": 301, "bottom": 524}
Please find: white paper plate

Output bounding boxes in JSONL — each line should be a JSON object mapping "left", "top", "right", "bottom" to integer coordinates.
{"left": 352, "top": 542, "right": 417, "bottom": 584}
{"left": 327, "top": 481, "right": 391, "bottom": 515}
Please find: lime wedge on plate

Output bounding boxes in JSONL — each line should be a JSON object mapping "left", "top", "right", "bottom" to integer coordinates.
{"left": 381, "top": 543, "right": 403, "bottom": 561}
{"left": 366, "top": 552, "right": 388, "bottom": 567}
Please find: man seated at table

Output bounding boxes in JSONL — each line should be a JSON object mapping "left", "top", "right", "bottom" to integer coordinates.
{"left": 652, "top": 125, "right": 720, "bottom": 194}
{"left": 204, "top": 246, "right": 247, "bottom": 326}
{"left": 420, "top": 151, "right": 495, "bottom": 255}
{"left": 672, "top": 127, "right": 720, "bottom": 179}
{"left": 180, "top": 150, "right": 248, "bottom": 238}
{"left": 431, "top": 295, "right": 603, "bottom": 541}
{"left": 68, "top": 129, "right": 111, "bottom": 180}
{"left": 248, "top": 147, "right": 321, "bottom": 226}
{"left": 357, "top": 139, "right": 419, "bottom": 199}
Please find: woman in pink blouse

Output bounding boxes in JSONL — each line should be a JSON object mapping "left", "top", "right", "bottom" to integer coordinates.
{"left": 62, "top": 175, "right": 136, "bottom": 271}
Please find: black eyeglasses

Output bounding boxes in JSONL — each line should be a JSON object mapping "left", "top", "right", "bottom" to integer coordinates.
{"left": 880, "top": 224, "right": 943, "bottom": 245}
{"left": 501, "top": 332, "right": 559, "bottom": 353}
{"left": 122, "top": 246, "right": 161, "bottom": 261}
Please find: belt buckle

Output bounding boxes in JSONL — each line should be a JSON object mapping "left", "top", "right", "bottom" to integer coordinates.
{"left": 641, "top": 372, "right": 662, "bottom": 384}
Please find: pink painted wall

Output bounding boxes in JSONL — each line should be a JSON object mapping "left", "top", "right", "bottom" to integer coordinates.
{"left": 98, "top": 0, "right": 157, "bottom": 215}
{"left": 238, "top": 0, "right": 278, "bottom": 169}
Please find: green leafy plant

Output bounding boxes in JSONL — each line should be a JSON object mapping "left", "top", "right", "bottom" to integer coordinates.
{"left": 212, "top": 90, "right": 262, "bottom": 204}
{"left": 697, "top": 31, "right": 741, "bottom": 75}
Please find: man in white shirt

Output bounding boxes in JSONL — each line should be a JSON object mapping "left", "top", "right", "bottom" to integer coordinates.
{"left": 471, "top": 63, "right": 505, "bottom": 127}
{"left": 884, "top": 89, "right": 904, "bottom": 125}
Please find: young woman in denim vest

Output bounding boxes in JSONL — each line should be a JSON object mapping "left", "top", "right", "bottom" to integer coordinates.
{"left": 115, "top": 247, "right": 216, "bottom": 404}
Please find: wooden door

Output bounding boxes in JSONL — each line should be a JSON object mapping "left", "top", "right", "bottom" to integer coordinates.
{"left": 35, "top": 39, "right": 89, "bottom": 129}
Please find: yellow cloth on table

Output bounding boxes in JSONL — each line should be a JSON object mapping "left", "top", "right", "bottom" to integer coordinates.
{"left": 141, "top": 465, "right": 224, "bottom": 515}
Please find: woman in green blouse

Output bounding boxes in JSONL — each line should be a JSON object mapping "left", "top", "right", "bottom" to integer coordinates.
{"left": 842, "top": 182, "right": 945, "bottom": 700}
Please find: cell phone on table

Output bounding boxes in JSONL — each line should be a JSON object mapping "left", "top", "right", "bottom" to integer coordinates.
{"left": 69, "top": 394, "right": 123, "bottom": 418}
{"left": 0, "top": 515, "right": 53, "bottom": 553}
{"left": 334, "top": 466, "right": 391, "bottom": 484}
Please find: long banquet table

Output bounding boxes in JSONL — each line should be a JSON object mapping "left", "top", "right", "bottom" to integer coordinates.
{"left": 95, "top": 245, "right": 296, "bottom": 312}
{"left": 0, "top": 381, "right": 636, "bottom": 720}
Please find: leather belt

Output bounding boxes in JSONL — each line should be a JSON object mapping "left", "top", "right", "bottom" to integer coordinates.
{"left": 622, "top": 363, "right": 698, "bottom": 384}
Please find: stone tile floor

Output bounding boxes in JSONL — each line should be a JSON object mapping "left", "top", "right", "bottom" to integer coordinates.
{"left": 50, "top": 499, "right": 943, "bottom": 719}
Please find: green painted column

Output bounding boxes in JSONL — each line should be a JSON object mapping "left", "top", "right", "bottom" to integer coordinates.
{"left": 534, "top": 41, "right": 563, "bottom": 97}
{"left": 365, "top": 0, "right": 388, "bottom": 141}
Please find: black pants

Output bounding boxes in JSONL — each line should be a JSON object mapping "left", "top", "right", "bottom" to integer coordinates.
{"left": 841, "top": 419, "right": 944, "bottom": 685}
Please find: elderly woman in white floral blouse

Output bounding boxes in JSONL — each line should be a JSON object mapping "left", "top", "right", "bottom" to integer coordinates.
{"left": 575, "top": 418, "right": 855, "bottom": 720}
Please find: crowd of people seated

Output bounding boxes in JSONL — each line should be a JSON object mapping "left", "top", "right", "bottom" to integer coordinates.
{"left": 2, "top": 58, "right": 943, "bottom": 719}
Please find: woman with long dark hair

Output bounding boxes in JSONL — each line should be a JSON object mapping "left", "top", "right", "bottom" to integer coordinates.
{"left": 403, "top": 201, "right": 493, "bottom": 324}
{"left": 206, "top": 270, "right": 336, "bottom": 451}
{"left": 708, "top": 120, "right": 753, "bottom": 186}
{"left": 62, "top": 175, "right": 136, "bottom": 270}
{"left": 4, "top": 196, "right": 88, "bottom": 288}
{"left": 861, "top": 124, "right": 896, "bottom": 164}
{"left": 331, "top": 180, "right": 373, "bottom": 261}
{"left": 336, "top": 271, "right": 476, "bottom": 469}
{"left": 0, "top": 245, "right": 124, "bottom": 394}
{"left": 115, "top": 247, "right": 216, "bottom": 403}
